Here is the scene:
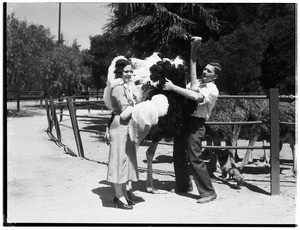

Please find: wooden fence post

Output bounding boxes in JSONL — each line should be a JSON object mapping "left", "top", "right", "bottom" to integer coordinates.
{"left": 40, "top": 92, "right": 43, "bottom": 109}
{"left": 45, "top": 98, "right": 52, "bottom": 133}
{"left": 49, "top": 97, "right": 62, "bottom": 144}
{"left": 16, "top": 91, "right": 20, "bottom": 111}
{"left": 269, "top": 88, "right": 280, "bottom": 195}
{"left": 59, "top": 94, "right": 65, "bottom": 122}
{"left": 66, "top": 97, "right": 84, "bottom": 158}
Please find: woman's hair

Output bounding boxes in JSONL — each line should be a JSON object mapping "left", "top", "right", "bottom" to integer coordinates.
{"left": 114, "top": 59, "right": 132, "bottom": 78}
{"left": 208, "top": 62, "right": 222, "bottom": 76}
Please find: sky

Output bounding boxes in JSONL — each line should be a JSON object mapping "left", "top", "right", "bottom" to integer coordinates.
{"left": 6, "top": 2, "right": 113, "bottom": 50}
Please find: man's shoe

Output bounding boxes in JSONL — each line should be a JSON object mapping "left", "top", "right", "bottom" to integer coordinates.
{"left": 197, "top": 193, "right": 217, "bottom": 204}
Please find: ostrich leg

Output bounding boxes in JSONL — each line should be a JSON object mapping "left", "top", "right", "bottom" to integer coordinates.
{"left": 221, "top": 153, "right": 233, "bottom": 178}
{"left": 135, "top": 124, "right": 160, "bottom": 193}
{"left": 238, "top": 132, "right": 297, "bottom": 175}
{"left": 146, "top": 141, "right": 161, "bottom": 193}
{"left": 290, "top": 142, "right": 296, "bottom": 176}
{"left": 261, "top": 140, "right": 270, "bottom": 165}
{"left": 237, "top": 135, "right": 258, "bottom": 170}
{"left": 229, "top": 125, "right": 241, "bottom": 168}
{"left": 280, "top": 134, "right": 296, "bottom": 176}
{"left": 287, "top": 133, "right": 297, "bottom": 175}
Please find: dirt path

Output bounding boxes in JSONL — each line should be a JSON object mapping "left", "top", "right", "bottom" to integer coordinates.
{"left": 5, "top": 103, "right": 297, "bottom": 225}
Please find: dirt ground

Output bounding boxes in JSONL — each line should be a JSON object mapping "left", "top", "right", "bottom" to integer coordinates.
{"left": 5, "top": 100, "right": 298, "bottom": 226}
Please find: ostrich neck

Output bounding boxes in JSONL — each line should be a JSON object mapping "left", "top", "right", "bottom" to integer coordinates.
{"left": 190, "top": 37, "right": 201, "bottom": 87}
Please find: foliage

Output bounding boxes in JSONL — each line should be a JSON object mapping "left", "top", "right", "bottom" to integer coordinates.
{"left": 6, "top": 13, "right": 92, "bottom": 98}
{"left": 43, "top": 42, "right": 89, "bottom": 97}
{"left": 91, "top": 3, "right": 295, "bottom": 95}
{"left": 199, "top": 23, "right": 267, "bottom": 94}
{"left": 195, "top": 3, "right": 295, "bottom": 95}
{"left": 6, "top": 4, "right": 296, "bottom": 96}
{"left": 7, "top": 13, "right": 55, "bottom": 92}
{"left": 80, "top": 50, "right": 93, "bottom": 91}
{"left": 104, "top": 3, "right": 221, "bottom": 60}
{"left": 260, "top": 14, "right": 295, "bottom": 95}
{"left": 88, "top": 33, "right": 118, "bottom": 91}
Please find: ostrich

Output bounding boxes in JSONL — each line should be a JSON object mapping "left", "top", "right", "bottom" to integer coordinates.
{"left": 128, "top": 37, "right": 202, "bottom": 193}
{"left": 204, "top": 99, "right": 296, "bottom": 179}
{"left": 237, "top": 101, "right": 296, "bottom": 175}
{"left": 204, "top": 98, "right": 268, "bottom": 172}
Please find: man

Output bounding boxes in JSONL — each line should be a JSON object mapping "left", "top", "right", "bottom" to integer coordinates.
{"left": 163, "top": 62, "right": 221, "bottom": 204}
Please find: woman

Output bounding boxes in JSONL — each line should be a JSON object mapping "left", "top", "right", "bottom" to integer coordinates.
{"left": 106, "top": 58, "right": 143, "bottom": 210}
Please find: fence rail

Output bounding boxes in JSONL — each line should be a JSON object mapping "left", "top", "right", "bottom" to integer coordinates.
{"left": 45, "top": 88, "right": 295, "bottom": 196}
{"left": 206, "top": 121, "right": 264, "bottom": 125}
{"left": 7, "top": 90, "right": 104, "bottom": 111}
{"left": 203, "top": 146, "right": 270, "bottom": 149}
{"left": 218, "top": 94, "right": 296, "bottom": 101}
{"left": 7, "top": 90, "right": 44, "bottom": 111}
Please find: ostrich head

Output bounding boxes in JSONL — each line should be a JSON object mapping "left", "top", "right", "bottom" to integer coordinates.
{"left": 130, "top": 52, "right": 163, "bottom": 84}
{"left": 149, "top": 56, "right": 188, "bottom": 90}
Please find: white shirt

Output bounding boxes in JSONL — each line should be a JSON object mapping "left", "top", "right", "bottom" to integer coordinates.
{"left": 186, "top": 81, "right": 219, "bottom": 120}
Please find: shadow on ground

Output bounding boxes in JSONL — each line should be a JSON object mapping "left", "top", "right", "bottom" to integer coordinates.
{"left": 79, "top": 117, "right": 110, "bottom": 133}
{"left": 142, "top": 154, "right": 173, "bottom": 164}
{"left": 210, "top": 173, "right": 270, "bottom": 195}
{"left": 7, "top": 108, "right": 44, "bottom": 118}
{"left": 92, "top": 179, "right": 176, "bottom": 208}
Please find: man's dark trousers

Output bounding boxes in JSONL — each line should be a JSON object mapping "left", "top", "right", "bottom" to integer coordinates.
{"left": 173, "top": 115, "right": 215, "bottom": 197}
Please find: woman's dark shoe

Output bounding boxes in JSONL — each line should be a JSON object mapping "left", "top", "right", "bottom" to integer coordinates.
{"left": 126, "top": 198, "right": 135, "bottom": 206}
{"left": 113, "top": 197, "right": 133, "bottom": 210}
{"left": 127, "top": 190, "right": 145, "bottom": 203}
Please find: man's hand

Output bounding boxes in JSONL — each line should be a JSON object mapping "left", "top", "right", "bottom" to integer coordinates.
{"left": 163, "top": 78, "right": 203, "bottom": 102}
{"left": 163, "top": 78, "right": 175, "bottom": 91}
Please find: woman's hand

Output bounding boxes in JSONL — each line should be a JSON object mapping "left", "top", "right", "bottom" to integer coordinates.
{"left": 120, "top": 106, "right": 133, "bottom": 120}
{"left": 163, "top": 78, "right": 175, "bottom": 91}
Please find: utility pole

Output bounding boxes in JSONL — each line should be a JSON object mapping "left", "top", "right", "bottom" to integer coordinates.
{"left": 58, "top": 2, "right": 61, "bottom": 44}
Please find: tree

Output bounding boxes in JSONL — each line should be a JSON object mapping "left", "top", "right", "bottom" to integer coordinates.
{"left": 195, "top": 3, "right": 295, "bottom": 95}
{"left": 198, "top": 22, "right": 267, "bottom": 94}
{"left": 211, "top": 3, "right": 296, "bottom": 95}
{"left": 6, "top": 13, "right": 55, "bottom": 92}
{"left": 88, "top": 33, "right": 119, "bottom": 92}
{"left": 104, "top": 3, "right": 221, "bottom": 61}
{"left": 93, "top": 3, "right": 295, "bottom": 95}
{"left": 44, "top": 42, "right": 88, "bottom": 97}
{"left": 80, "top": 49, "right": 93, "bottom": 92}
{"left": 259, "top": 4, "right": 295, "bottom": 95}
{"left": 7, "top": 13, "right": 93, "bottom": 98}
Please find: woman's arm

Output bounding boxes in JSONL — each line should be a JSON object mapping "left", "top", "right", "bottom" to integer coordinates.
{"left": 112, "top": 86, "right": 134, "bottom": 120}
{"left": 120, "top": 106, "right": 133, "bottom": 120}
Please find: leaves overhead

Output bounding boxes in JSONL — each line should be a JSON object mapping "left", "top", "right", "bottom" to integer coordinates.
{"left": 104, "top": 3, "right": 221, "bottom": 58}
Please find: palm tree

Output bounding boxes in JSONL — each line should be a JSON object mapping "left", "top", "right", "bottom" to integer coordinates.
{"left": 104, "top": 3, "right": 221, "bottom": 61}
